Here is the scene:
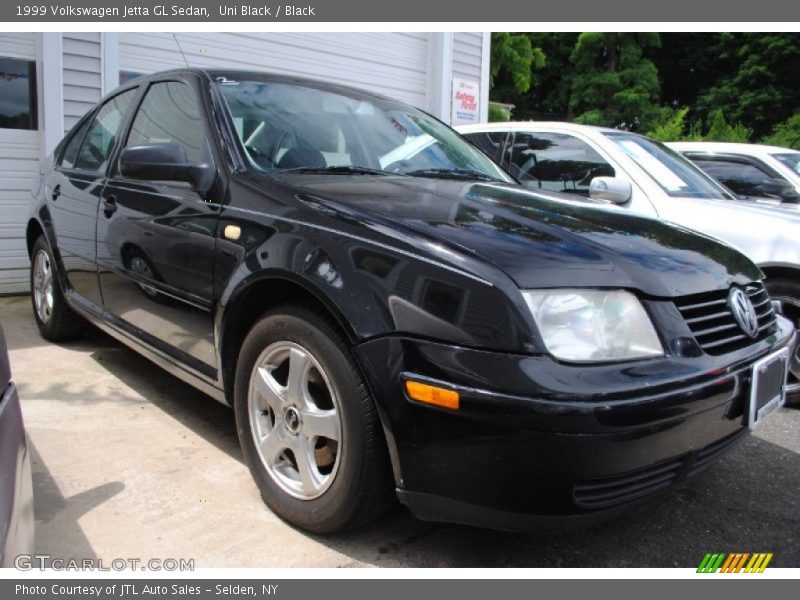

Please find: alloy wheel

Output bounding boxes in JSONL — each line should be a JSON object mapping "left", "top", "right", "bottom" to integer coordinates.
{"left": 32, "top": 249, "right": 54, "bottom": 324}
{"left": 247, "top": 341, "right": 342, "bottom": 500}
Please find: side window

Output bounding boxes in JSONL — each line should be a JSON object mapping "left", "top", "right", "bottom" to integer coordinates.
{"left": 126, "top": 81, "right": 206, "bottom": 164}
{"left": 689, "top": 157, "right": 780, "bottom": 198}
{"left": 509, "top": 132, "right": 615, "bottom": 196}
{"left": 464, "top": 132, "right": 507, "bottom": 163}
{"left": 58, "top": 118, "right": 92, "bottom": 169}
{"left": 73, "top": 90, "right": 137, "bottom": 172}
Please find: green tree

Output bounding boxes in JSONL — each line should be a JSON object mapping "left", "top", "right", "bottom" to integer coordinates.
{"left": 487, "top": 33, "right": 800, "bottom": 137}
{"left": 488, "top": 104, "right": 511, "bottom": 122}
{"left": 646, "top": 107, "right": 690, "bottom": 142}
{"left": 653, "top": 34, "right": 735, "bottom": 116}
{"left": 704, "top": 109, "right": 752, "bottom": 142}
{"left": 490, "top": 33, "right": 545, "bottom": 95}
{"left": 489, "top": 33, "right": 572, "bottom": 119}
{"left": 697, "top": 33, "right": 800, "bottom": 139}
{"left": 568, "top": 32, "right": 662, "bottom": 131}
{"left": 763, "top": 112, "right": 800, "bottom": 149}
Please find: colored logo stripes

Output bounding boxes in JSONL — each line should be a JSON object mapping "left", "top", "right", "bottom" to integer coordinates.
{"left": 697, "top": 552, "right": 773, "bottom": 573}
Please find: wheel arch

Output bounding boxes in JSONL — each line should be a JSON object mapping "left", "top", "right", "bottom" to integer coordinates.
{"left": 25, "top": 218, "right": 45, "bottom": 258}
{"left": 26, "top": 214, "right": 72, "bottom": 295}
{"left": 217, "top": 271, "right": 402, "bottom": 483}
{"left": 218, "top": 272, "right": 360, "bottom": 404}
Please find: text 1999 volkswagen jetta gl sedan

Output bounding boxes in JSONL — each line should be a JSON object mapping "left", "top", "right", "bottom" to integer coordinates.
{"left": 27, "top": 69, "right": 797, "bottom": 533}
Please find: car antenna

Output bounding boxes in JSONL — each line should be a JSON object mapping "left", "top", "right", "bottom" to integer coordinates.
{"left": 172, "top": 33, "right": 191, "bottom": 68}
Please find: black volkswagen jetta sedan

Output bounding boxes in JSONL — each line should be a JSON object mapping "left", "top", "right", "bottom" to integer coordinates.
{"left": 27, "top": 69, "right": 797, "bottom": 533}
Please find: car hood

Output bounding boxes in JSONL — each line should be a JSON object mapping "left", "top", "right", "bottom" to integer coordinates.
{"left": 276, "top": 174, "right": 762, "bottom": 297}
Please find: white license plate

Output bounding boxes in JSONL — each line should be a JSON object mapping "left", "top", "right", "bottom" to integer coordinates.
{"left": 748, "top": 348, "right": 789, "bottom": 429}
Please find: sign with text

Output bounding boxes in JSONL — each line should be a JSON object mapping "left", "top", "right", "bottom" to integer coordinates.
{"left": 451, "top": 78, "right": 480, "bottom": 125}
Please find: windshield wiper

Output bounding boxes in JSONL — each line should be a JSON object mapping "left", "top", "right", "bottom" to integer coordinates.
{"left": 403, "top": 168, "right": 501, "bottom": 182}
{"left": 276, "top": 165, "right": 393, "bottom": 176}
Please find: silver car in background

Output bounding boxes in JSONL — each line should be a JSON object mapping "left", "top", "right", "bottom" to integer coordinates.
{"left": 668, "top": 141, "right": 800, "bottom": 205}
{"left": 458, "top": 122, "right": 800, "bottom": 403}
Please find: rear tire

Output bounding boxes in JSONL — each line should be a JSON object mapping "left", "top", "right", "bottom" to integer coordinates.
{"left": 29, "top": 235, "right": 84, "bottom": 342}
{"left": 764, "top": 276, "right": 800, "bottom": 407}
{"left": 233, "top": 305, "right": 393, "bottom": 533}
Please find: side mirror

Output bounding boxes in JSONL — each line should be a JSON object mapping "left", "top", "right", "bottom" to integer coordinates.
{"left": 589, "top": 176, "right": 632, "bottom": 205}
{"left": 119, "top": 143, "right": 214, "bottom": 192}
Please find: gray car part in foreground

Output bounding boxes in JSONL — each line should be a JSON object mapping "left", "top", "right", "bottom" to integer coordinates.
{"left": 0, "top": 324, "right": 34, "bottom": 567}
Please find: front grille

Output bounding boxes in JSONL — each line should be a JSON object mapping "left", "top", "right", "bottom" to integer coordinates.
{"left": 573, "top": 458, "right": 683, "bottom": 510}
{"left": 674, "top": 283, "right": 777, "bottom": 355}
{"left": 574, "top": 430, "right": 748, "bottom": 510}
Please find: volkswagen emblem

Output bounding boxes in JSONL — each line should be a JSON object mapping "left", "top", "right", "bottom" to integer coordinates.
{"left": 729, "top": 288, "right": 759, "bottom": 338}
{"left": 284, "top": 406, "right": 301, "bottom": 434}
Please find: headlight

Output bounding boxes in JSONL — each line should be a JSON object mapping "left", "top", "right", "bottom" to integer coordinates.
{"left": 522, "top": 289, "right": 663, "bottom": 362}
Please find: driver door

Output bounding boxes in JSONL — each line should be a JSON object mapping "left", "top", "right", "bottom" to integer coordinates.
{"left": 96, "top": 77, "right": 222, "bottom": 378}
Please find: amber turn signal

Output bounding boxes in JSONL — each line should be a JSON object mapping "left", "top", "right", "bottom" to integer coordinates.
{"left": 404, "top": 380, "right": 460, "bottom": 410}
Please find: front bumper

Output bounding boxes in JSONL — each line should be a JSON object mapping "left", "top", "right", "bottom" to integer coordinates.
{"left": 0, "top": 382, "right": 35, "bottom": 566}
{"left": 353, "top": 315, "right": 795, "bottom": 531}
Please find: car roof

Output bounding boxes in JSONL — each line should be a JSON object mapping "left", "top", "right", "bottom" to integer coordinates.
{"left": 202, "top": 68, "right": 392, "bottom": 98}
{"left": 106, "top": 67, "right": 400, "bottom": 106}
{"left": 667, "top": 141, "right": 800, "bottom": 155}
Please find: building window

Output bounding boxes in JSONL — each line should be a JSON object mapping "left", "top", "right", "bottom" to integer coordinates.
{"left": 0, "top": 57, "right": 37, "bottom": 130}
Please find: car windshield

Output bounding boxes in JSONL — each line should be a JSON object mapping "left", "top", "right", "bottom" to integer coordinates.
{"left": 604, "top": 132, "right": 735, "bottom": 200}
{"left": 214, "top": 77, "right": 513, "bottom": 183}
{"left": 772, "top": 152, "right": 800, "bottom": 175}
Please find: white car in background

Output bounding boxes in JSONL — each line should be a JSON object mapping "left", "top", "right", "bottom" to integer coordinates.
{"left": 668, "top": 141, "right": 800, "bottom": 205}
{"left": 457, "top": 121, "right": 800, "bottom": 403}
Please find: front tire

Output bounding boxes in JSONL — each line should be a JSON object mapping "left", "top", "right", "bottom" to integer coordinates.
{"left": 234, "top": 305, "right": 392, "bottom": 533}
{"left": 29, "top": 235, "right": 84, "bottom": 341}
{"left": 765, "top": 276, "right": 800, "bottom": 406}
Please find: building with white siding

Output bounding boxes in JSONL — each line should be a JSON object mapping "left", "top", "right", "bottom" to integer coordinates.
{"left": 0, "top": 32, "right": 491, "bottom": 293}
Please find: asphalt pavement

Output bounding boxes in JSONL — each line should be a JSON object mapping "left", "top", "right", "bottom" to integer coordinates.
{"left": 2, "top": 294, "right": 798, "bottom": 568}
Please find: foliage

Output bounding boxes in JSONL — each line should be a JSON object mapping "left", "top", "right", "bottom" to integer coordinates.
{"left": 489, "top": 33, "right": 567, "bottom": 118}
{"left": 488, "top": 33, "right": 800, "bottom": 144}
{"left": 646, "top": 107, "right": 749, "bottom": 143}
{"left": 488, "top": 105, "right": 511, "bottom": 122}
{"left": 696, "top": 34, "right": 800, "bottom": 139}
{"left": 762, "top": 112, "right": 800, "bottom": 149}
{"left": 654, "top": 34, "right": 738, "bottom": 117}
{"left": 568, "top": 33, "right": 662, "bottom": 131}
{"left": 704, "top": 109, "right": 752, "bottom": 143}
{"left": 646, "top": 107, "right": 691, "bottom": 142}
{"left": 490, "top": 33, "right": 545, "bottom": 95}
{"left": 511, "top": 33, "right": 579, "bottom": 119}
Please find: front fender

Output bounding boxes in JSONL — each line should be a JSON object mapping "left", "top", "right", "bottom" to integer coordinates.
{"left": 212, "top": 209, "right": 536, "bottom": 355}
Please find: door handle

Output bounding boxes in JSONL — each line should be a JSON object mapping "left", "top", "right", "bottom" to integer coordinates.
{"left": 51, "top": 184, "right": 61, "bottom": 201}
{"left": 102, "top": 194, "right": 118, "bottom": 218}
